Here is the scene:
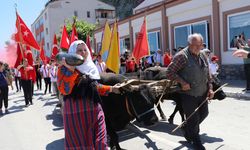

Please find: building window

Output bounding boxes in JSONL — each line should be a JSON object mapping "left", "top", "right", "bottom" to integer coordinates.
{"left": 74, "top": 11, "right": 78, "bottom": 17}
{"left": 45, "top": 12, "right": 47, "bottom": 20}
{"left": 46, "top": 28, "right": 48, "bottom": 35}
{"left": 87, "top": 11, "right": 90, "bottom": 18}
{"left": 47, "top": 42, "right": 50, "bottom": 51}
{"left": 174, "top": 21, "right": 208, "bottom": 49}
{"left": 96, "top": 42, "right": 102, "bottom": 54}
{"left": 228, "top": 11, "right": 250, "bottom": 50}
{"left": 120, "top": 37, "right": 130, "bottom": 54}
{"left": 148, "top": 31, "right": 161, "bottom": 54}
{"left": 101, "top": 12, "right": 108, "bottom": 18}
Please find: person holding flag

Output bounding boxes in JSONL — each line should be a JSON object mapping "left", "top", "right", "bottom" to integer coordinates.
{"left": 17, "top": 59, "right": 34, "bottom": 106}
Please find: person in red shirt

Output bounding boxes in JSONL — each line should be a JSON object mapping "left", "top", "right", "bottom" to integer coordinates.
{"left": 126, "top": 56, "right": 136, "bottom": 73}
{"left": 163, "top": 51, "right": 172, "bottom": 67}
{"left": 17, "top": 58, "right": 34, "bottom": 106}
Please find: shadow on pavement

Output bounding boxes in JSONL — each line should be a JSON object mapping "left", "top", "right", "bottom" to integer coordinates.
{"left": 46, "top": 108, "right": 63, "bottom": 129}
{"left": 134, "top": 121, "right": 183, "bottom": 137}
{"left": 114, "top": 123, "right": 160, "bottom": 150}
{"left": 0, "top": 105, "right": 25, "bottom": 117}
{"left": 46, "top": 138, "right": 64, "bottom": 150}
{"left": 43, "top": 100, "right": 58, "bottom": 107}
{"left": 201, "top": 133, "right": 223, "bottom": 143}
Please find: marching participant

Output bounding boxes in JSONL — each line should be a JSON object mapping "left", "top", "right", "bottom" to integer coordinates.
{"left": 166, "top": 33, "right": 214, "bottom": 150}
{"left": 57, "top": 40, "right": 120, "bottom": 150}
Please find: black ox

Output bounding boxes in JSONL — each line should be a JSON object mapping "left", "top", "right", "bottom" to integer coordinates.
{"left": 141, "top": 67, "right": 226, "bottom": 123}
{"left": 100, "top": 73, "right": 158, "bottom": 150}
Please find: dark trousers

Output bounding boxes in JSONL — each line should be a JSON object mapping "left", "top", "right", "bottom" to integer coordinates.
{"left": 244, "top": 64, "right": 250, "bottom": 90}
{"left": 180, "top": 93, "right": 209, "bottom": 142}
{"left": 21, "top": 79, "right": 33, "bottom": 105}
{"left": 44, "top": 77, "right": 51, "bottom": 94}
{"left": 36, "top": 76, "right": 42, "bottom": 90}
{"left": 0, "top": 86, "right": 9, "bottom": 109}
{"left": 15, "top": 76, "right": 22, "bottom": 91}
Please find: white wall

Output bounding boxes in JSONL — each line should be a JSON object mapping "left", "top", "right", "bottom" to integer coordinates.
{"left": 95, "top": 32, "right": 103, "bottom": 44}
{"left": 131, "top": 11, "right": 162, "bottom": 46}
{"left": 118, "top": 22, "right": 129, "bottom": 38}
{"left": 32, "top": 0, "right": 115, "bottom": 56}
{"left": 219, "top": 0, "right": 250, "bottom": 65}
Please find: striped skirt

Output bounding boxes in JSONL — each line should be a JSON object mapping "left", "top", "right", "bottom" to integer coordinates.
{"left": 63, "top": 97, "right": 108, "bottom": 150}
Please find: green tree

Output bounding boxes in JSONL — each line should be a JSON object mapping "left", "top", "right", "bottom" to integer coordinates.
{"left": 58, "top": 17, "right": 96, "bottom": 51}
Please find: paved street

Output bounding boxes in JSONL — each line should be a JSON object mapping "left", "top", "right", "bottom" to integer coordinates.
{"left": 1, "top": 86, "right": 250, "bottom": 150}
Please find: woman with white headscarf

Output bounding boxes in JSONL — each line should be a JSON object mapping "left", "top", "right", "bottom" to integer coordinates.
{"left": 57, "top": 40, "right": 119, "bottom": 150}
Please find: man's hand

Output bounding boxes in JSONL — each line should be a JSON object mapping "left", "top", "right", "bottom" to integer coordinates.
{"left": 207, "top": 89, "right": 214, "bottom": 100}
{"left": 181, "top": 83, "right": 191, "bottom": 91}
{"left": 232, "top": 49, "right": 249, "bottom": 58}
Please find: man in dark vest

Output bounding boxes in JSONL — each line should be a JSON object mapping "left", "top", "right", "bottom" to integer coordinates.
{"left": 166, "top": 33, "right": 214, "bottom": 150}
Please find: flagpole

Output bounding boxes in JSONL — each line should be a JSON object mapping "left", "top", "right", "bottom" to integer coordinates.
{"left": 15, "top": 4, "right": 25, "bottom": 59}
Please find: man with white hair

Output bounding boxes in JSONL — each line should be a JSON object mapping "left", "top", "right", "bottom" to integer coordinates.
{"left": 166, "top": 33, "right": 214, "bottom": 150}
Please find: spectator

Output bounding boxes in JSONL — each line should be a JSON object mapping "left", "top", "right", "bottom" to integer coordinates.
{"left": 154, "top": 49, "right": 163, "bottom": 66}
{"left": 40, "top": 61, "right": 51, "bottom": 94}
{"left": 34, "top": 57, "right": 42, "bottom": 90}
{"left": 209, "top": 56, "right": 219, "bottom": 77}
{"left": 163, "top": 51, "right": 172, "bottom": 67}
{"left": 120, "top": 55, "right": 126, "bottom": 74}
{"left": 0, "top": 61, "right": 10, "bottom": 114}
{"left": 14, "top": 68, "right": 22, "bottom": 92}
{"left": 126, "top": 56, "right": 136, "bottom": 73}
{"left": 50, "top": 60, "right": 59, "bottom": 98}
{"left": 96, "top": 54, "right": 106, "bottom": 74}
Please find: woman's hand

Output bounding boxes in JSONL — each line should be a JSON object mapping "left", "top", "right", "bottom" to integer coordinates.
{"left": 61, "top": 57, "right": 75, "bottom": 72}
{"left": 111, "top": 84, "right": 121, "bottom": 94}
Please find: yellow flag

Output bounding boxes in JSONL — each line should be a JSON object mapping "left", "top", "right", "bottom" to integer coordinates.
{"left": 106, "top": 21, "right": 120, "bottom": 74}
{"left": 100, "top": 21, "right": 111, "bottom": 62}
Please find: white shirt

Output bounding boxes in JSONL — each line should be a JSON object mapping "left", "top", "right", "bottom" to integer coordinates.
{"left": 40, "top": 64, "right": 51, "bottom": 78}
{"left": 14, "top": 69, "right": 21, "bottom": 77}
{"left": 96, "top": 62, "right": 106, "bottom": 74}
{"left": 50, "top": 66, "right": 58, "bottom": 82}
{"left": 209, "top": 62, "right": 219, "bottom": 76}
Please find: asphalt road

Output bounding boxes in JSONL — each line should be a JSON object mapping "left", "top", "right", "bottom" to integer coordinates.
{"left": 1, "top": 87, "right": 250, "bottom": 150}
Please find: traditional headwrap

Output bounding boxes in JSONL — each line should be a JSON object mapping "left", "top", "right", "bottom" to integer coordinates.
{"left": 68, "top": 40, "right": 100, "bottom": 80}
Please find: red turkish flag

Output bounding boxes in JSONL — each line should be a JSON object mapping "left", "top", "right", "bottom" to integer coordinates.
{"left": 14, "top": 44, "right": 23, "bottom": 68}
{"left": 86, "top": 35, "right": 93, "bottom": 58}
{"left": 133, "top": 17, "right": 150, "bottom": 64}
{"left": 60, "top": 25, "right": 70, "bottom": 50}
{"left": 51, "top": 34, "right": 59, "bottom": 60}
{"left": 15, "top": 12, "right": 40, "bottom": 50}
{"left": 40, "top": 41, "right": 47, "bottom": 64}
{"left": 70, "top": 24, "right": 78, "bottom": 44}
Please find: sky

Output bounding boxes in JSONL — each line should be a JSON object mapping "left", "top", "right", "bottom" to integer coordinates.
{"left": 0, "top": 0, "right": 47, "bottom": 49}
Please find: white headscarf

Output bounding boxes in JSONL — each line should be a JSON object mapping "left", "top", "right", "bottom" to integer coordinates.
{"left": 68, "top": 40, "right": 100, "bottom": 80}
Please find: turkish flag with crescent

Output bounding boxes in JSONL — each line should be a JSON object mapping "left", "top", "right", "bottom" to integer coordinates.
{"left": 70, "top": 24, "right": 78, "bottom": 44}
{"left": 15, "top": 12, "right": 40, "bottom": 50}
{"left": 60, "top": 25, "right": 70, "bottom": 50}
{"left": 40, "top": 41, "right": 47, "bottom": 64}
{"left": 14, "top": 43, "right": 23, "bottom": 68}
{"left": 86, "top": 35, "right": 93, "bottom": 58}
{"left": 51, "top": 34, "right": 59, "bottom": 60}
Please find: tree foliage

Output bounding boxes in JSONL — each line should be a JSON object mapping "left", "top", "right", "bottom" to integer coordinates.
{"left": 57, "top": 16, "right": 96, "bottom": 43}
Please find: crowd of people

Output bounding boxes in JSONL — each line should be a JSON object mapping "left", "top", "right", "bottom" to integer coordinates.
{"left": 1, "top": 32, "right": 250, "bottom": 149}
